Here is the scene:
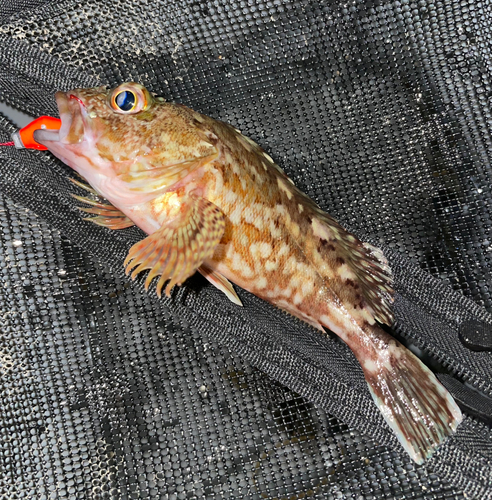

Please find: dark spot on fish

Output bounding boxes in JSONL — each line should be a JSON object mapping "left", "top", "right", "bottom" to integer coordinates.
{"left": 346, "top": 279, "right": 359, "bottom": 289}
{"left": 306, "top": 216, "right": 312, "bottom": 224}
{"left": 317, "top": 239, "right": 335, "bottom": 252}
{"left": 353, "top": 296, "right": 365, "bottom": 309}
{"left": 336, "top": 257, "right": 345, "bottom": 265}
{"left": 204, "top": 130, "right": 219, "bottom": 144}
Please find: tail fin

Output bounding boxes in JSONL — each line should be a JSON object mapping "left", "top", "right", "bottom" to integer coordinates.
{"left": 362, "top": 332, "right": 462, "bottom": 463}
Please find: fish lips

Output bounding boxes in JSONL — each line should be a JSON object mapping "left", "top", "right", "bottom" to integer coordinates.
{"left": 34, "top": 91, "right": 87, "bottom": 146}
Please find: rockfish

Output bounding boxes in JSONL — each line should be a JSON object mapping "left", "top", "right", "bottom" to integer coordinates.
{"left": 34, "top": 82, "right": 462, "bottom": 463}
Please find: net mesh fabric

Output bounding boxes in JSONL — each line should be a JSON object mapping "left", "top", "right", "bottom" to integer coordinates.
{"left": 0, "top": 0, "right": 491, "bottom": 498}
{"left": 0, "top": 195, "right": 465, "bottom": 500}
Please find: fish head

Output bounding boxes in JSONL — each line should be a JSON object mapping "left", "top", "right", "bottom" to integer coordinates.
{"left": 34, "top": 82, "right": 179, "bottom": 202}
{"left": 36, "top": 82, "right": 160, "bottom": 163}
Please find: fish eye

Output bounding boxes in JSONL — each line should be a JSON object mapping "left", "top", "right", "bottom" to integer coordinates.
{"left": 115, "top": 90, "right": 136, "bottom": 112}
{"left": 109, "top": 83, "right": 152, "bottom": 114}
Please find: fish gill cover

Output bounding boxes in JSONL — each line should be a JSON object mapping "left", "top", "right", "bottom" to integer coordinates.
{"left": 0, "top": 0, "right": 491, "bottom": 499}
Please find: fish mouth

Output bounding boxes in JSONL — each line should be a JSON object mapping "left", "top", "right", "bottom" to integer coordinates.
{"left": 34, "top": 91, "right": 86, "bottom": 146}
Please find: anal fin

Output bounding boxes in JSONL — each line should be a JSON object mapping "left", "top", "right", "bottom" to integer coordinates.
{"left": 198, "top": 264, "right": 242, "bottom": 306}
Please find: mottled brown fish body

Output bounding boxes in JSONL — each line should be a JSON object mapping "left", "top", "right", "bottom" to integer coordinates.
{"left": 35, "top": 82, "right": 462, "bottom": 465}
{"left": 188, "top": 115, "right": 384, "bottom": 331}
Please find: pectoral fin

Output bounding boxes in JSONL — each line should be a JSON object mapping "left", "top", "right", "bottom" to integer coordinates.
{"left": 124, "top": 195, "right": 225, "bottom": 297}
{"left": 198, "top": 264, "right": 242, "bottom": 306}
{"left": 118, "top": 152, "right": 218, "bottom": 193}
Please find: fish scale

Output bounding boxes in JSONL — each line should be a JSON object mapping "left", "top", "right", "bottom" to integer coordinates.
{"left": 33, "top": 81, "right": 462, "bottom": 465}
{"left": 203, "top": 127, "right": 390, "bottom": 327}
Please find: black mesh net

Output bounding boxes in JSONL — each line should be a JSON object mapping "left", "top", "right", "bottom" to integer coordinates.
{"left": 0, "top": 0, "right": 491, "bottom": 498}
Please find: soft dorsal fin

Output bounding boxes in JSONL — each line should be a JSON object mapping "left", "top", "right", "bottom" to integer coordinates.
{"left": 124, "top": 194, "right": 225, "bottom": 297}
{"left": 314, "top": 211, "right": 394, "bottom": 325}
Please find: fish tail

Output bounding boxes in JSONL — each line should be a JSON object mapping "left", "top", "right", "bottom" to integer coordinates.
{"left": 358, "top": 327, "right": 462, "bottom": 463}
